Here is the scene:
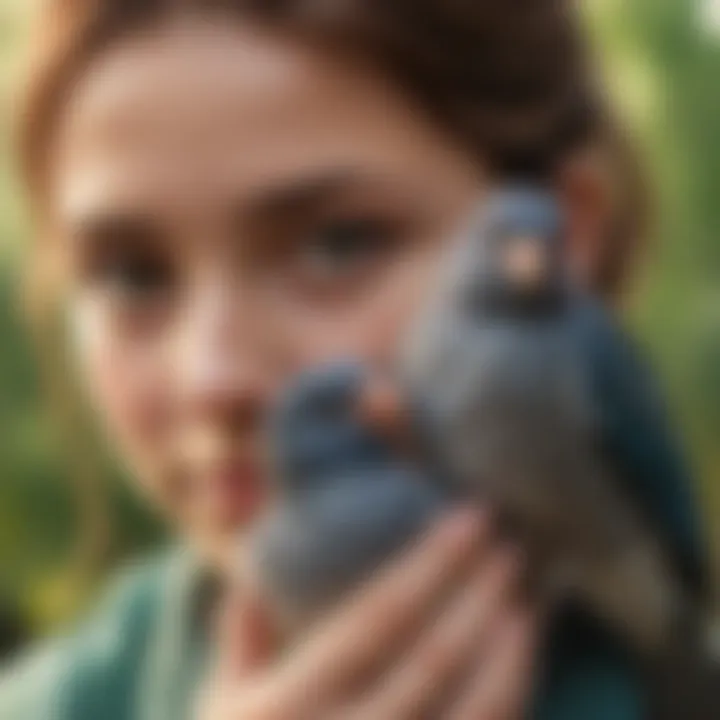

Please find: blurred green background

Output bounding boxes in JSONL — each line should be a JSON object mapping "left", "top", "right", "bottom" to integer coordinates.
{"left": 0, "top": 0, "right": 718, "bottom": 648}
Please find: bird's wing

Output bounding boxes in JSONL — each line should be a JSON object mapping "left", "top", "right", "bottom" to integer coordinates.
{"left": 572, "top": 299, "right": 709, "bottom": 600}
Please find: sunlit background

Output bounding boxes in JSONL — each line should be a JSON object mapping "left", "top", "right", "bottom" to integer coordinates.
{"left": 0, "top": 0, "right": 718, "bottom": 650}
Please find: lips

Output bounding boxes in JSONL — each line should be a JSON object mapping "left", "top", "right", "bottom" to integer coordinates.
{"left": 176, "top": 427, "right": 270, "bottom": 527}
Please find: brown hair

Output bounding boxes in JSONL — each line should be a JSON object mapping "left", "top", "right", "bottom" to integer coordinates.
{"left": 19, "top": 0, "right": 648, "bottom": 301}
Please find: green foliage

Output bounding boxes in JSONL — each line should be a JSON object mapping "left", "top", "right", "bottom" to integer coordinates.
{"left": 592, "top": 0, "right": 720, "bottom": 546}
{"left": 0, "top": 0, "right": 717, "bottom": 634}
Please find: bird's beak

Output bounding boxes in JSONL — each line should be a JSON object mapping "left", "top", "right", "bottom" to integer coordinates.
{"left": 503, "top": 236, "right": 549, "bottom": 291}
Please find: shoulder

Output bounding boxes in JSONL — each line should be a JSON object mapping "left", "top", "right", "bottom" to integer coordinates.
{"left": 534, "top": 652, "right": 645, "bottom": 720}
{"left": 0, "top": 554, "right": 171, "bottom": 720}
{"left": 532, "top": 611, "right": 647, "bottom": 720}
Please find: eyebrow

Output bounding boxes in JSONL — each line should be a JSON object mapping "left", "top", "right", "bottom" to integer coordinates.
{"left": 68, "top": 211, "right": 165, "bottom": 254}
{"left": 65, "top": 167, "right": 416, "bottom": 250}
{"left": 241, "top": 168, "right": 409, "bottom": 225}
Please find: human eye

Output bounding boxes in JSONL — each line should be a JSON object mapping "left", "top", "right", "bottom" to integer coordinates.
{"left": 74, "top": 216, "right": 175, "bottom": 308}
{"left": 68, "top": 214, "right": 179, "bottom": 338}
{"left": 290, "top": 214, "right": 401, "bottom": 294}
{"left": 96, "top": 247, "right": 173, "bottom": 304}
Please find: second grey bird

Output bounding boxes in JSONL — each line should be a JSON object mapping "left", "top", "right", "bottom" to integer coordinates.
{"left": 245, "top": 362, "right": 445, "bottom": 632}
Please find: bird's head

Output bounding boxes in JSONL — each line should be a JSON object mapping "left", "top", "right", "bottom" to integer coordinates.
{"left": 456, "top": 187, "right": 568, "bottom": 318}
{"left": 269, "top": 361, "right": 395, "bottom": 496}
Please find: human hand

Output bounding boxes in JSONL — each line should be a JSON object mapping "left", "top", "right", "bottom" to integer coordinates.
{"left": 196, "top": 509, "right": 539, "bottom": 720}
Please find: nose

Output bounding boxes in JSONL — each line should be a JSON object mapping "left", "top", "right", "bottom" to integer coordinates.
{"left": 175, "top": 273, "right": 276, "bottom": 431}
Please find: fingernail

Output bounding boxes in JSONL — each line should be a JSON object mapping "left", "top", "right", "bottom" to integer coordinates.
{"left": 442, "top": 507, "right": 487, "bottom": 545}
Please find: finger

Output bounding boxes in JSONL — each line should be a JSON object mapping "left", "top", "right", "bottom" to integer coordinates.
{"left": 277, "top": 508, "right": 490, "bottom": 706}
{"left": 213, "top": 585, "right": 277, "bottom": 680}
{"left": 447, "top": 607, "right": 540, "bottom": 720}
{"left": 358, "top": 545, "right": 522, "bottom": 720}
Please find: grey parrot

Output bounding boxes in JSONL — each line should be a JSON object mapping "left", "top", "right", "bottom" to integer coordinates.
{"left": 400, "top": 186, "right": 708, "bottom": 659}
{"left": 245, "top": 361, "right": 446, "bottom": 632}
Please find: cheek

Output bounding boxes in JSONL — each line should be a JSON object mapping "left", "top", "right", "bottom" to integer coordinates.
{"left": 68, "top": 299, "right": 173, "bottom": 481}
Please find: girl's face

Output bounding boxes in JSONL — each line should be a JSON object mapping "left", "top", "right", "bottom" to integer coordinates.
{"left": 50, "top": 17, "right": 481, "bottom": 563}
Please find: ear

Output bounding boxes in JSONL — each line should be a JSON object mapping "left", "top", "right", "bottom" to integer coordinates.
{"left": 556, "top": 145, "right": 613, "bottom": 287}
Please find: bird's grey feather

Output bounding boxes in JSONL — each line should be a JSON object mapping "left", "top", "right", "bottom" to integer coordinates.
{"left": 400, "top": 188, "right": 685, "bottom": 655}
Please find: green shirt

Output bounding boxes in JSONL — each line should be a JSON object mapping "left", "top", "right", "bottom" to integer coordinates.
{"left": 0, "top": 548, "right": 645, "bottom": 720}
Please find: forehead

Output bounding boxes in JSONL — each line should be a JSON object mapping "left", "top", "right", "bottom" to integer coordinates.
{"left": 52, "top": 17, "right": 473, "bottom": 219}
